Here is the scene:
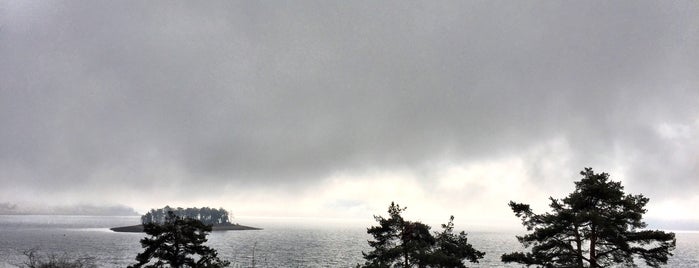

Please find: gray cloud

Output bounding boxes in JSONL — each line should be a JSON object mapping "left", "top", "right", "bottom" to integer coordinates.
{"left": 0, "top": 1, "right": 697, "bottom": 209}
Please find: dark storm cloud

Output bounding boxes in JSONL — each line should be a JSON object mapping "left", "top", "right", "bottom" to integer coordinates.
{"left": 0, "top": 1, "right": 697, "bottom": 203}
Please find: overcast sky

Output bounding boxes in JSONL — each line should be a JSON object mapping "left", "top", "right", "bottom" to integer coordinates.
{"left": 1, "top": 1, "right": 697, "bottom": 228}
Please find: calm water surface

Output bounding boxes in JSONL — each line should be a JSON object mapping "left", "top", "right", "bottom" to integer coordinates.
{"left": 0, "top": 215, "right": 696, "bottom": 267}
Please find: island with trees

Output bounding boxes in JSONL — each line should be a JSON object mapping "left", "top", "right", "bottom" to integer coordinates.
{"left": 111, "top": 206, "right": 261, "bottom": 233}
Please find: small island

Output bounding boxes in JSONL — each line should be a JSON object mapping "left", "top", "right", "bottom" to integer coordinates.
{"left": 111, "top": 206, "right": 261, "bottom": 233}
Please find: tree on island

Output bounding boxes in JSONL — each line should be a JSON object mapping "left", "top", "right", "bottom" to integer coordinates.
{"left": 141, "top": 206, "right": 232, "bottom": 226}
{"left": 359, "top": 202, "right": 485, "bottom": 268}
{"left": 129, "top": 211, "right": 230, "bottom": 268}
{"left": 502, "top": 168, "right": 676, "bottom": 267}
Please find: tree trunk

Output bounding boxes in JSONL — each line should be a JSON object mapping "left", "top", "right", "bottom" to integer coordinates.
{"left": 574, "top": 224, "right": 584, "bottom": 268}
{"left": 589, "top": 224, "right": 597, "bottom": 268}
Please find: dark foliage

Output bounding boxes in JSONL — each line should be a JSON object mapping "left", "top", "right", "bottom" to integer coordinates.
{"left": 129, "top": 211, "right": 230, "bottom": 268}
{"left": 502, "top": 168, "right": 676, "bottom": 267}
{"left": 141, "top": 206, "right": 231, "bottom": 226}
{"left": 359, "top": 202, "right": 485, "bottom": 268}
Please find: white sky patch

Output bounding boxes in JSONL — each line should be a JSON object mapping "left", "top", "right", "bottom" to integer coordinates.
{"left": 315, "top": 169, "right": 428, "bottom": 219}
{"left": 201, "top": 165, "right": 528, "bottom": 229}
{"left": 435, "top": 158, "right": 525, "bottom": 192}
{"left": 647, "top": 195, "right": 699, "bottom": 221}
{"left": 429, "top": 158, "right": 533, "bottom": 229}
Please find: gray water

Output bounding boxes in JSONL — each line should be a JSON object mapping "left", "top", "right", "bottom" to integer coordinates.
{"left": 0, "top": 215, "right": 697, "bottom": 267}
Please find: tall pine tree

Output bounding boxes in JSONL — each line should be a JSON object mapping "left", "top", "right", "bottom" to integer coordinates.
{"left": 129, "top": 211, "right": 230, "bottom": 268}
{"left": 502, "top": 168, "right": 675, "bottom": 267}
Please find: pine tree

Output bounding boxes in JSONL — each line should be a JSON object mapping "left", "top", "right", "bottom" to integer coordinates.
{"left": 430, "top": 216, "right": 485, "bottom": 267}
{"left": 502, "top": 168, "right": 676, "bottom": 267}
{"left": 360, "top": 202, "right": 484, "bottom": 268}
{"left": 129, "top": 211, "right": 230, "bottom": 268}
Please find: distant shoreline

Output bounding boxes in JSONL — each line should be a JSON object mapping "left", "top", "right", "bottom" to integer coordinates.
{"left": 110, "top": 223, "right": 262, "bottom": 233}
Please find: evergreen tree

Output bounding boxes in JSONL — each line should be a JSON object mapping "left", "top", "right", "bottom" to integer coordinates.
{"left": 129, "top": 211, "right": 230, "bottom": 268}
{"left": 360, "top": 202, "right": 484, "bottom": 268}
{"left": 430, "top": 216, "right": 485, "bottom": 267}
{"left": 502, "top": 168, "right": 676, "bottom": 267}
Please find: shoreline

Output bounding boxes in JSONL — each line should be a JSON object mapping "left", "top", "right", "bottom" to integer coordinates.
{"left": 110, "top": 223, "right": 262, "bottom": 233}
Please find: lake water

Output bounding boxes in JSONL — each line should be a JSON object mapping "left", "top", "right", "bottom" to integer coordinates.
{"left": 0, "top": 215, "right": 697, "bottom": 267}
